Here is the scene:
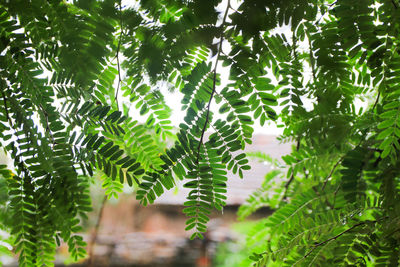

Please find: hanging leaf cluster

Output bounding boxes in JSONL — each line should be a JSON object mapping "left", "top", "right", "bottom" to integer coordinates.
{"left": 0, "top": 0, "right": 400, "bottom": 265}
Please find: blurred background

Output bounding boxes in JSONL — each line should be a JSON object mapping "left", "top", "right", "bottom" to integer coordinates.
{"left": 0, "top": 134, "right": 290, "bottom": 267}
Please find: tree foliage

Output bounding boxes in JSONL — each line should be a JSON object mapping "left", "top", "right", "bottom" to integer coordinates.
{"left": 0, "top": 0, "right": 399, "bottom": 265}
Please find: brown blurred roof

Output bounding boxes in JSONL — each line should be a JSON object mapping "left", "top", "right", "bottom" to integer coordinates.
{"left": 154, "top": 134, "right": 292, "bottom": 205}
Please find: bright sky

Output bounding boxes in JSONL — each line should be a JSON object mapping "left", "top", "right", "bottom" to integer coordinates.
{"left": 156, "top": 0, "right": 370, "bottom": 136}
{"left": 3, "top": 0, "right": 371, "bottom": 167}
{"left": 124, "top": 0, "right": 288, "bottom": 135}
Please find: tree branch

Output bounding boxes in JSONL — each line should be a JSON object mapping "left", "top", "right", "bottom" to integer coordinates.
{"left": 303, "top": 216, "right": 388, "bottom": 261}
{"left": 314, "top": 1, "right": 337, "bottom": 26}
{"left": 39, "top": 103, "right": 56, "bottom": 146}
{"left": 1, "top": 90, "right": 12, "bottom": 127}
{"left": 281, "top": 139, "right": 301, "bottom": 202}
{"left": 322, "top": 136, "right": 367, "bottom": 192}
{"left": 307, "top": 34, "right": 317, "bottom": 86}
{"left": 196, "top": 0, "right": 230, "bottom": 163}
{"left": 321, "top": 155, "right": 344, "bottom": 191}
{"left": 292, "top": 31, "right": 298, "bottom": 60}
{"left": 114, "top": 0, "right": 123, "bottom": 106}
{"left": 372, "top": 91, "right": 380, "bottom": 111}
{"left": 303, "top": 221, "right": 366, "bottom": 259}
{"left": 391, "top": 0, "right": 398, "bottom": 9}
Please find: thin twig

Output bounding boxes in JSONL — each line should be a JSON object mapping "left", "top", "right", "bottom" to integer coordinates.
{"left": 39, "top": 103, "right": 56, "bottom": 146}
{"left": 281, "top": 139, "right": 301, "bottom": 202}
{"left": 196, "top": 0, "right": 230, "bottom": 163}
{"left": 1, "top": 90, "right": 12, "bottom": 127}
{"left": 322, "top": 133, "right": 368, "bottom": 191}
{"left": 87, "top": 195, "right": 108, "bottom": 267}
{"left": 307, "top": 34, "right": 317, "bottom": 86}
{"left": 372, "top": 92, "right": 380, "bottom": 111}
{"left": 292, "top": 31, "right": 298, "bottom": 59}
{"left": 328, "top": 0, "right": 338, "bottom": 7}
{"left": 391, "top": 0, "right": 398, "bottom": 9}
{"left": 314, "top": 1, "right": 337, "bottom": 26}
{"left": 282, "top": 175, "right": 294, "bottom": 201}
{"left": 303, "top": 221, "right": 366, "bottom": 259}
{"left": 321, "top": 155, "right": 344, "bottom": 191}
{"left": 332, "top": 180, "right": 342, "bottom": 207}
{"left": 303, "top": 216, "right": 388, "bottom": 260}
{"left": 114, "top": 0, "right": 123, "bottom": 106}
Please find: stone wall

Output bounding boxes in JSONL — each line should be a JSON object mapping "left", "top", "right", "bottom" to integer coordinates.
{"left": 58, "top": 200, "right": 271, "bottom": 267}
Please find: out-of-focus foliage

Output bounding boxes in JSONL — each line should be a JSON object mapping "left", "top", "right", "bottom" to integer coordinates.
{"left": 0, "top": 0, "right": 399, "bottom": 265}
{"left": 236, "top": 0, "right": 400, "bottom": 265}
{"left": 214, "top": 221, "right": 257, "bottom": 267}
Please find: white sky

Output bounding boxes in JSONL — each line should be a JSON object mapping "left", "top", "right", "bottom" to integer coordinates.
{"left": 123, "top": 0, "right": 371, "bottom": 137}
{"left": 124, "top": 0, "right": 288, "bottom": 135}
{"left": 155, "top": 0, "right": 369, "bottom": 136}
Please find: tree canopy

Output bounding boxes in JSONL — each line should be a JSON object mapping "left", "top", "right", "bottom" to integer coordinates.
{"left": 0, "top": 0, "right": 400, "bottom": 266}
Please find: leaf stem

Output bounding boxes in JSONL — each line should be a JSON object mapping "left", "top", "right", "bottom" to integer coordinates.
{"left": 372, "top": 91, "right": 380, "bottom": 111}
{"left": 1, "top": 90, "right": 12, "bottom": 127}
{"left": 303, "top": 221, "right": 366, "bottom": 259}
{"left": 114, "top": 0, "right": 123, "bottom": 106}
{"left": 281, "top": 139, "right": 301, "bottom": 202}
{"left": 196, "top": 0, "right": 230, "bottom": 163}
{"left": 321, "top": 156, "right": 344, "bottom": 191}
{"left": 307, "top": 33, "right": 317, "bottom": 86}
